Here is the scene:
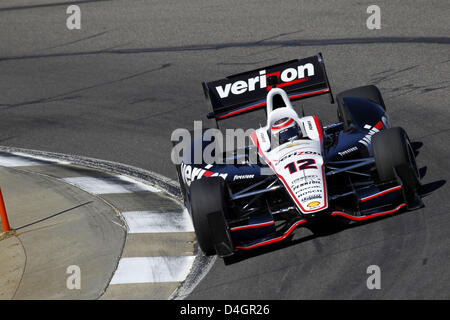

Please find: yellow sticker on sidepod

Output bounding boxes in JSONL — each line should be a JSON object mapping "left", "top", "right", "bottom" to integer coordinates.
{"left": 307, "top": 201, "right": 320, "bottom": 208}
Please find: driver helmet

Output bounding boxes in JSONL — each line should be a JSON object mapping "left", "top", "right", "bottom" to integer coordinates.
{"left": 271, "top": 117, "right": 302, "bottom": 146}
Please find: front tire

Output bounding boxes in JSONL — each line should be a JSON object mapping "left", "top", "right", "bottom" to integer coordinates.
{"left": 189, "top": 177, "right": 232, "bottom": 256}
{"left": 372, "top": 127, "right": 419, "bottom": 187}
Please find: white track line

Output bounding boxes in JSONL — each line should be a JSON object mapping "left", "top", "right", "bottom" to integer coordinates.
{"left": 122, "top": 209, "right": 194, "bottom": 233}
{"left": 110, "top": 256, "right": 196, "bottom": 284}
{"left": 0, "top": 155, "right": 46, "bottom": 167}
{"left": 62, "top": 175, "right": 160, "bottom": 194}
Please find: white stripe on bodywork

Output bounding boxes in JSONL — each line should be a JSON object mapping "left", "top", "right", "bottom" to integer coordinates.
{"left": 62, "top": 175, "right": 160, "bottom": 194}
{"left": 122, "top": 209, "right": 194, "bottom": 233}
{"left": 110, "top": 256, "right": 196, "bottom": 284}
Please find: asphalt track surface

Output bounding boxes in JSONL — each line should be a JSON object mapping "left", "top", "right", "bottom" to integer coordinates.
{"left": 0, "top": 0, "right": 449, "bottom": 299}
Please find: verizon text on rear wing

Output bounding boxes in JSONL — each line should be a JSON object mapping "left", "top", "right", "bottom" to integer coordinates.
{"left": 203, "top": 53, "right": 334, "bottom": 121}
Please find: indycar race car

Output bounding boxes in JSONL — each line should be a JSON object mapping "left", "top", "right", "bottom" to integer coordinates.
{"left": 173, "top": 53, "right": 423, "bottom": 257}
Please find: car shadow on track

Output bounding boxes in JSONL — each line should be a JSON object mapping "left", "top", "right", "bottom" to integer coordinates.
{"left": 411, "top": 140, "right": 447, "bottom": 196}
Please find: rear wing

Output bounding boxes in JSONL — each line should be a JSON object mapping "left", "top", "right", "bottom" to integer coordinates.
{"left": 203, "top": 53, "right": 334, "bottom": 121}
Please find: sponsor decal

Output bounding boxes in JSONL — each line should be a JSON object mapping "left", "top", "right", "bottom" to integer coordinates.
{"left": 292, "top": 175, "right": 319, "bottom": 184}
{"left": 307, "top": 201, "right": 321, "bottom": 208}
{"left": 359, "top": 121, "right": 384, "bottom": 147}
{"left": 294, "top": 188, "right": 322, "bottom": 197}
{"left": 278, "top": 141, "right": 310, "bottom": 151}
{"left": 298, "top": 180, "right": 321, "bottom": 187}
{"left": 259, "top": 132, "right": 266, "bottom": 143}
{"left": 301, "top": 194, "right": 322, "bottom": 202}
{"left": 214, "top": 63, "right": 315, "bottom": 98}
{"left": 338, "top": 146, "right": 358, "bottom": 157}
{"left": 233, "top": 174, "right": 255, "bottom": 181}
{"left": 278, "top": 150, "right": 321, "bottom": 163}
{"left": 181, "top": 164, "right": 228, "bottom": 186}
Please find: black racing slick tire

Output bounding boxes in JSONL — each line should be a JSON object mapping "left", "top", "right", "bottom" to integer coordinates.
{"left": 189, "top": 177, "right": 232, "bottom": 256}
{"left": 337, "top": 85, "right": 386, "bottom": 130}
{"left": 337, "top": 85, "right": 386, "bottom": 110}
{"left": 372, "top": 127, "right": 420, "bottom": 186}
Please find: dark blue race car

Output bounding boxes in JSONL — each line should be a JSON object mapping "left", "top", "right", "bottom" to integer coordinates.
{"left": 173, "top": 53, "right": 423, "bottom": 257}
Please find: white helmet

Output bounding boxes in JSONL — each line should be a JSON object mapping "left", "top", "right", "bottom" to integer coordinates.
{"left": 271, "top": 117, "right": 302, "bottom": 146}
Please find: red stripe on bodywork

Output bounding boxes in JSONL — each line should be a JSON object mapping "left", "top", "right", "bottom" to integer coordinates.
{"left": 217, "top": 88, "right": 330, "bottom": 120}
{"left": 277, "top": 77, "right": 309, "bottom": 88}
{"left": 217, "top": 101, "right": 266, "bottom": 119}
{"left": 289, "top": 88, "right": 330, "bottom": 100}
{"left": 203, "top": 170, "right": 213, "bottom": 177}
{"left": 231, "top": 221, "right": 275, "bottom": 232}
{"left": 374, "top": 121, "right": 384, "bottom": 130}
{"left": 235, "top": 219, "right": 307, "bottom": 250}
{"left": 269, "top": 77, "right": 310, "bottom": 90}
{"left": 331, "top": 203, "right": 406, "bottom": 221}
{"left": 360, "top": 186, "right": 402, "bottom": 202}
{"left": 312, "top": 116, "right": 323, "bottom": 143}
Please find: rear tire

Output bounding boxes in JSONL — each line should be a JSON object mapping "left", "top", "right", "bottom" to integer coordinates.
{"left": 337, "top": 85, "right": 386, "bottom": 110}
{"left": 337, "top": 85, "right": 386, "bottom": 130}
{"left": 189, "top": 177, "right": 231, "bottom": 255}
{"left": 372, "top": 127, "right": 419, "bottom": 186}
